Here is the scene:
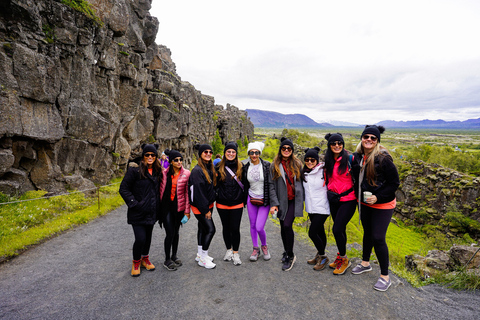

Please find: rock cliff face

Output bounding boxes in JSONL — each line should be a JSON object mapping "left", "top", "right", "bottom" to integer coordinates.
{"left": 0, "top": 0, "right": 254, "bottom": 195}
{"left": 395, "top": 160, "right": 480, "bottom": 239}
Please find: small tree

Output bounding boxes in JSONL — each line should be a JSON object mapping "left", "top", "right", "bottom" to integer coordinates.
{"left": 211, "top": 129, "right": 223, "bottom": 156}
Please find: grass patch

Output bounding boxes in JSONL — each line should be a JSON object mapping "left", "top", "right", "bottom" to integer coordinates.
{"left": 0, "top": 179, "right": 124, "bottom": 261}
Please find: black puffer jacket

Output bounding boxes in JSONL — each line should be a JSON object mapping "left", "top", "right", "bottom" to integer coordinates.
{"left": 215, "top": 160, "right": 245, "bottom": 206}
{"left": 352, "top": 151, "right": 400, "bottom": 204}
{"left": 188, "top": 164, "right": 216, "bottom": 215}
{"left": 119, "top": 160, "right": 162, "bottom": 225}
{"left": 242, "top": 158, "right": 271, "bottom": 206}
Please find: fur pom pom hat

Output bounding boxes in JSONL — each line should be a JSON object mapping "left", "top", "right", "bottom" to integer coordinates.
{"left": 247, "top": 141, "right": 265, "bottom": 154}
{"left": 280, "top": 137, "right": 294, "bottom": 151}
{"left": 361, "top": 125, "right": 385, "bottom": 142}
{"left": 142, "top": 144, "right": 159, "bottom": 157}
{"left": 324, "top": 133, "right": 344, "bottom": 145}
{"left": 304, "top": 146, "right": 321, "bottom": 162}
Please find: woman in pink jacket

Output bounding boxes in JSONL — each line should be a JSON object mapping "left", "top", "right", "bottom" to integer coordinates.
{"left": 324, "top": 133, "right": 357, "bottom": 275}
{"left": 160, "top": 149, "right": 191, "bottom": 271}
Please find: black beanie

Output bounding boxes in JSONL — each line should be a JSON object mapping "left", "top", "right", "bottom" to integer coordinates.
{"left": 198, "top": 144, "right": 213, "bottom": 157}
{"left": 224, "top": 141, "right": 238, "bottom": 154}
{"left": 361, "top": 125, "right": 385, "bottom": 142}
{"left": 142, "top": 144, "right": 158, "bottom": 156}
{"left": 304, "top": 147, "right": 320, "bottom": 162}
{"left": 325, "top": 133, "right": 344, "bottom": 145}
{"left": 280, "top": 137, "right": 294, "bottom": 151}
{"left": 167, "top": 149, "right": 182, "bottom": 162}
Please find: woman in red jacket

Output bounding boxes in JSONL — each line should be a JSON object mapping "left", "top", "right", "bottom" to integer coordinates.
{"left": 160, "top": 149, "right": 191, "bottom": 271}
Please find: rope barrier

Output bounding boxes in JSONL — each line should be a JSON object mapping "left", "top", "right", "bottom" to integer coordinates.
{"left": 0, "top": 182, "right": 121, "bottom": 206}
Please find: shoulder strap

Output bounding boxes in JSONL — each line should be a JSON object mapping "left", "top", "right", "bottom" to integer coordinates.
{"left": 226, "top": 166, "right": 244, "bottom": 191}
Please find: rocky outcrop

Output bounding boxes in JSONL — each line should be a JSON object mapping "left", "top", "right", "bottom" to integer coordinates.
{"left": 406, "top": 244, "right": 480, "bottom": 279}
{"left": 395, "top": 160, "right": 480, "bottom": 239}
{"left": 0, "top": 0, "right": 253, "bottom": 195}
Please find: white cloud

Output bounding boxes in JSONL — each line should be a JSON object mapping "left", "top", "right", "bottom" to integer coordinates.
{"left": 151, "top": 0, "right": 480, "bottom": 124}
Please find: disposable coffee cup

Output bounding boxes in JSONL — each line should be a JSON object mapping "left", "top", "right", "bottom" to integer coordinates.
{"left": 363, "top": 191, "right": 372, "bottom": 202}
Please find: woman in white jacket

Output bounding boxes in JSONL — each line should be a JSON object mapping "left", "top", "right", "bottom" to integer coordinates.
{"left": 302, "top": 147, "right": 331, "bottom": 271}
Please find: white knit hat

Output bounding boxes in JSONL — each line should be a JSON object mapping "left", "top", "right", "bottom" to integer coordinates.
{"left": 247, "top": 141, "right": 265, "bottom": 154}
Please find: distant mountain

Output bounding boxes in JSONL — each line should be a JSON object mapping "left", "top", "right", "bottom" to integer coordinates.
{"left": 321, "top": 119, "right": 362, "bottom": 127}
{"left": 246, "top": 109, "right": 332, "bottom": 128}
{"left": 377, "top": 118, "right": 480, "bottom": 129}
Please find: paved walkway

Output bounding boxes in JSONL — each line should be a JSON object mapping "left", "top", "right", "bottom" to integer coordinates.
{"left": 1, "top": 205, "right": 479, "bottom": 319}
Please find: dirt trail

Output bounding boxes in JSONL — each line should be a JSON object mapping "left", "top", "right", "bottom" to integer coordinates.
{"left": 1, "top": 206, "right": 479, "bottom": 320}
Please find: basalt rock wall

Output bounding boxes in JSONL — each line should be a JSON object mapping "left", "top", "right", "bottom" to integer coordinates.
{"left": 395, "top": 160, "right": 480, "bottom": 239}
{"left": 0, "top": 0, "right": 254, "bottom": 195}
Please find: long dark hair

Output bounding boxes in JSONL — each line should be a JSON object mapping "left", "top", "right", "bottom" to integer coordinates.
{"left": 139, "top": 157, "right": 163, "bottom": 182}
{"left": 194, "top": 144, "right": 216, "bottom": 185}
{"left": 324, "top": 146, "right": 349, "bottom": 179}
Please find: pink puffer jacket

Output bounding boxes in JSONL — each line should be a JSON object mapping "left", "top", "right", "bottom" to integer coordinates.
{"left": 160, "top": 167, "right": 191, "bottom": 214}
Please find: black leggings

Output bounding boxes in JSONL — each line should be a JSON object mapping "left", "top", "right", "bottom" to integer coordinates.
{"left": 164, "top": 210, "right": 182, "bottom": 261}
{"left": 280, "top": 200, "right": 295, "bottom": 257}
{"left": 360, "top": 205, "right": 393, "bottom": 276}
{"left": 330, "top": 200, "right": 357, "bottom": 256}
{"left": 195, "top": 213, "right": 216, "bottom": 251}
{"left": 131, "top": 224, "right": 154, "bottom": 261}
{"left": 308, "top": 214, "right": 329, "bottom": 255}
{"left": 217, "top": 207, "right": 243, "bottom": 252}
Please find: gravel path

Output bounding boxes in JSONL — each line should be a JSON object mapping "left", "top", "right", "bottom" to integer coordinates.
{"left": 1, "top": 205, "right": 479, "bottom": 320}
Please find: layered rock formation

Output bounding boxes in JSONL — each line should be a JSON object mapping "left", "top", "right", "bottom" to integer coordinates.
{"left": 395, "top": 160, "right": 480, "bottom": 239}
{"left": 0, "top": 0, "right": 253, "bottom": 195}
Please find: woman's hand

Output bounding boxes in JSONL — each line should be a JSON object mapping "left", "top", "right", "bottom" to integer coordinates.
{"left": 185, "top": 213, "right": 191, "bottom": 220}
{"left": 366, "top": 195, "right": 377, "bottom": 204}
{"left": 206, "top": 211, "right": 212, "bottom": 220}
{"left": 269, "top": 206, "right": 278, "bottom": 215}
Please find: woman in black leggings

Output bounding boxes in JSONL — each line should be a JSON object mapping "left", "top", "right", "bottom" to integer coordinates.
{"left": 351, "top": 125, "right": 400, "bottom": 292}
{"left": 160, "top": 149, "right": 191, "bottom": 271}
{"left": 188, "top": 144, "right": 217, "bottom": 269}
{"left": 119, "top": 144, "right": 163, "bottom": 277}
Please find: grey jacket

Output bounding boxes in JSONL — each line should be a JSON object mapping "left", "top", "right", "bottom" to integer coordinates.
{"left": 269, "top": 164, "right": 304, "bottom": 220}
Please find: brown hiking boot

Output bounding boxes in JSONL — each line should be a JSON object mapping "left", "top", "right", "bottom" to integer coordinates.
{"left": 141, "top": 255, "right": 155, "bottom": 271}
{"left": 131, "top": 259, "right": 141, "bottom": 277}
{"left": 333, "top": 257, "right": 351, "bottom": 275}
{"left": 313, "top": 255, "right": 329, "bottom": 271}
{"left": 307, "top": 252, "right": 319, "bottom": 265}
{"left": 329, "top": 253, "right": 341, "bottom": 269}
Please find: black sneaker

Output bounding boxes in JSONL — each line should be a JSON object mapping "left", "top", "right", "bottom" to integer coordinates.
{"left": 171, "top": 256, "right": 182, "bottom": 267}
{"left": 282, "top": 255, "right": 296, "bottom": 271}
{"left": 281, "top": 251, "right": 287, "bottom": 263}
{"left": 163, "top": 259, "right": 177, "bottom": 271}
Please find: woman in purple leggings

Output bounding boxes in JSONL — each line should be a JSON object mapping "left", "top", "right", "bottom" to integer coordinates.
{"left": 242, "top": 141, "right": 272, "bottom": 261}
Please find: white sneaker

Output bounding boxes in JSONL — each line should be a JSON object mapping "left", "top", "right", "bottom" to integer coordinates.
{"left": 195, "top": 253, "right": 214, "bottom": 262}
{"left": 233, "top": 252, "right": 242, "bottom": 265}
{"left": 223, "top": 249, "right": 233, "bottom": 261}
{"left": 198, "top": 256, "right": 216, "bottom": 269}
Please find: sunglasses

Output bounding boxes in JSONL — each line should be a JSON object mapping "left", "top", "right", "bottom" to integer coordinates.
{"left": 144, "top": 153, "right": 156, "bottom": 158}
{"left": 172, "top": 158, "right": 183, "bottom": 163}
{"left": 203, "top": 150, "right": 213, "bottom": 155}
{"left": 330, "top": 141, "right": 344, "bottom": 146}
{"left": 281, "top": 146, "right": 292, "bottom": 152}
{"left": 304, "top": 158, "right": 317, "bottom": 163}
{"left": 248, "top": 151, "right": 260, "bottom": 156}
{"left": 225, "top": 150, "right": 237, "bottom": 154}
{"left": 362, "top": 135, "right": 378, "bottom": 141}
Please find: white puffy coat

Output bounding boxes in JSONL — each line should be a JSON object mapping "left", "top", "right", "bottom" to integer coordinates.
{"left": 303, "top": 163, "right": 330, "bottom": 215}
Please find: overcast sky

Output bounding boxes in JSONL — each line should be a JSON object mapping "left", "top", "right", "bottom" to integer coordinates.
{"left": 150, "top": 0, "right": 480, "bottom": 125}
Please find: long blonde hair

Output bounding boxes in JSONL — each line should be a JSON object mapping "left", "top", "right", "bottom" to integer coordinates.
{"left": 197, "top": 157, "right": 216, "bottom": 185}
{"left": 356, "top": 141, "right": 392, "bottom": 186}
{"left": 272, "top": 153, "right": 302, "bottom": 181}
{"left": 218, "top": 157, "right": 243, "bottom": 182}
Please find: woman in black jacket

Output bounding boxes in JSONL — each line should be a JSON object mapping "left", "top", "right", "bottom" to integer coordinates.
{"left": 351, "top": 125, "right": 400, "bottom": 292}
{"left": 119, "top": 144, "right": 163, "bottom": 277}
{"left": 188, "top": 144, "right": 217, "bottom": 269}
{"left": 216, "top": 142, "right": 245, "bottom": 266}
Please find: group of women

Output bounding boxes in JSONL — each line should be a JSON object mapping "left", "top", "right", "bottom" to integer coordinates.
{"left": 119, "top": 124, "right": 399, "bottom": 292}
